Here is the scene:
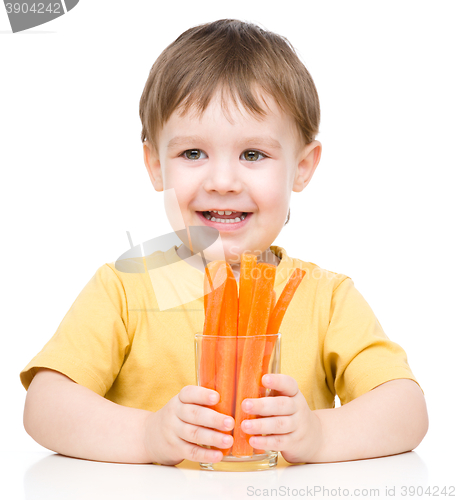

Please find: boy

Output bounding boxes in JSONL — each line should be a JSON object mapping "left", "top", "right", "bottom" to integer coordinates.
{"left": 21, "top": 19, "right": 428, "bottom": 466}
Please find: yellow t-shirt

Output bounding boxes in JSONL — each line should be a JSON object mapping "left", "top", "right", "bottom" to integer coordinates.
{"left": 20, "top": 245, "right": 420, "bottom": 411}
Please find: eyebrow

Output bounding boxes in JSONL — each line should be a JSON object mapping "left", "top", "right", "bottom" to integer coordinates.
{"left": 167, "top": 135, "right": 283, "bottom": 151}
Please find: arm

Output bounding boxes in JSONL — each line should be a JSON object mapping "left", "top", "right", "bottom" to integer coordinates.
{"left": 23, "top": 368, "right": 234, "bottom": 465}
{"left": 240, "top": 375, "right": 428, "bottom": 464}
{"left": 23, "top": 368, "right": 153, "bottom": 463}
{"left": 309, "top": 378, "right": 429, "bottom": 463}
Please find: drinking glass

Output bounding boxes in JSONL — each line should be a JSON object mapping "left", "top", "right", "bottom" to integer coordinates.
{"left": 194, "top": 332, "right": 281, "bottom": 471}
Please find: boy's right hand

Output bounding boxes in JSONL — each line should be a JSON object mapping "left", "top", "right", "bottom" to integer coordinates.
{"left": 142, "top": 385, "right": 234, "bottom": 466}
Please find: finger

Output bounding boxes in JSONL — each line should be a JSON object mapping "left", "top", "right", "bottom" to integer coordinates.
{"left": 242, "top": 414, "right": 296, "bottom": 436}
{"left": 248, "top": 433, "right": 293, "bottom": 452}
{"left": 262, "top": 374, "right": 299, "bottom": 397}
{"left": 181, "top": 441, "right": 224, "bottom": 464}
{"left": 177, "top": 402, "right": 235, "bottom": 433}
{"left": 178, "top": 385, "right": 220, "bottom": 406}
{"left": 178, "top": 420, "right": 234, "bottom": 451}
{"left": 242, "top": 395, "right": 296, "bottom": 416}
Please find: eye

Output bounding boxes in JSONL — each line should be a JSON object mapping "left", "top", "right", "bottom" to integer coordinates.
{"left": 180, "top": 149, "right": 266, "bottom": 161}
{"left": 182, "top": 149, "right": 207, "bottom": 160}
{"left": 242, "top": 150, "right": 266, "bottom": 162}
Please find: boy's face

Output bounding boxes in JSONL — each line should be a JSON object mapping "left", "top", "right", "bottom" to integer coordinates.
{"left": 143, "top": 89, "right": 321, "bottom": 265}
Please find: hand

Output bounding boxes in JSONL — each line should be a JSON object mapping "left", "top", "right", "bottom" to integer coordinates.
{"left": 241, "top": 374, "right": 323, "bottom": 463}
{"left": 142, "top": 385, "right": 234, "bottom": 466}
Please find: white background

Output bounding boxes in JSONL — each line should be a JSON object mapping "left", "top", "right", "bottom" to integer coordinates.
{"left": 1, "top": 0, "right": 456, "bottom": 494}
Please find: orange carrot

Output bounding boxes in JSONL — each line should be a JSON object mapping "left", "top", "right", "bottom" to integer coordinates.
{"left": 200, "top": 262, "right": 228, "bottom": 391}
{"left": 203, "top": 261, "right": 226, "bottom": 316}
{"left": 254, "top": 270, "right": 305, "bottom": 455}
{"left": 267, "top": 268, "right": 306, "bottom": 335}
{"left": 213, "top": 263, "right": 238, "bottom": 456}
{"left": 236, "top": 253, "right": 258, "bottom": 389}
{"left": 253, "top": 288, "right": 276, "bottom": 455}
{"left": 237, "top": 253, "right": 258, "bottom": 335}
{"left": 257, "top": 268, "right": 305, "bottom": 403}
{"left": 258, "top": 290, "right": 276, "bottom": 399}
{"left": 232, "top": 263, "right": 276, "bottom": 457}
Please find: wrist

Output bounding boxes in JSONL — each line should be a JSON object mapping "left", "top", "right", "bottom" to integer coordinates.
{"left": 297, "top": 410, "right": 325, "bottom": 463}
{"left": 305, "top": 407, "right": 341, "bottom": 463}
{"left": 141, "top": 411, "right": 161, "bottom": 464}
{"left": 281, "top": 409, "right": 325, "bottom": 464}
{"left": 303, "top": 409, "right": 326, "bottom": 462}
{"left": 142, "top": 409, "right": 184, "bottom": 466}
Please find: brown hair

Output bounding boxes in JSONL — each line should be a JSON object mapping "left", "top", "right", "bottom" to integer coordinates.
{"left": 139, "top": 18, "right": 320, "bottom": 156}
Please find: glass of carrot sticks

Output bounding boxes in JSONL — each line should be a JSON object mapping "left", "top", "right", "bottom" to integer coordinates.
{"left": 195, "top": 253, "right": 306, "bottom": 471}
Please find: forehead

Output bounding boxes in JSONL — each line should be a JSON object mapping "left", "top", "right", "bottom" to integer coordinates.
{"left": 162, "top": 88, "right": 300, "bottom": 147}
{"left": 181, "top": 87, "right": 277, "bottom": 119}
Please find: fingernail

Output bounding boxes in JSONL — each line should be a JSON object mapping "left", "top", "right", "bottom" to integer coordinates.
{"left": 223, "top": 436, "right": 231, "bottom": 444}
{"left": 264, "top": 375, "right": 271, "bottom": 385}
{"left": 244, "top": 400, "right": 253, "bottom": 410}
{"left": 210, "top": 393, "right": 218, "bottom": 403}
{"left": 224, "top": 418, "right": 233, "bottom": 429}
{"left": 244, "top": 420, "right": 252, "bottom": 429}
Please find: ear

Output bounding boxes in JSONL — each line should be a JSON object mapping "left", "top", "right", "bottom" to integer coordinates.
{"left": 292, "top": 140, "right": 322, "bottom": 193}
{"left": 143, "top": 141, "right": 164, "bottom": 192}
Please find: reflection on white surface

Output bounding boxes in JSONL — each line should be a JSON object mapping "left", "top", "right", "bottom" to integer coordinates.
{"left": 23, "top": 451, "right": 428, "bottom": 500}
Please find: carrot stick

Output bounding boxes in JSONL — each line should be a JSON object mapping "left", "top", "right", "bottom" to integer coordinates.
{"left": 238, "top": 253, "right": 258, "bottom": 335}
{"left": 254, "top": 269, "right": 305, "bottom": 455}
{"left": 258, "top": 290, "right": 276, "bottom": 399}
{"left": 232, "top": 263, "right": 276, "bottom": 457}
{"left": 253, "top": 289, "right": 276, "bottom": 455}
{"left": 200, "top": 262, "right": 228, "bottom": 391}
{"left": 234, "top": 254, "right": 258, "bottom": 454}
{"left": 213, "top": 263, "right": 238, "bottom": 456}
{"left": 236, "top": 253, "right": 258, "bottom": 390}
{"left": 203, "top": 261, "right": 226, "bottom": 316}
{"left": 266, "top": 268, "right": 306, "bottom": 335}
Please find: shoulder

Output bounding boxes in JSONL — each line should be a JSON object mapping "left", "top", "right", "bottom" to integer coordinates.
{"left": 274, "top": 246, "right": 351, "bottom": 295}
{"left": 102, "top": 254, "right": 151, "bottom": 287}
{"left": 294, "top": 259, "right": 350, "bottom": 288}
{"left": 103, "top": 253, "right": 164, "bottom": 310}
{"left": 87, "top": 262, "right": 128, "bottom": 296}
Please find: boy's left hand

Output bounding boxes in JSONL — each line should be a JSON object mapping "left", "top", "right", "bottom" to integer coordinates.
{"left": 241, "top": 374, "right": 323, "bottom": 463}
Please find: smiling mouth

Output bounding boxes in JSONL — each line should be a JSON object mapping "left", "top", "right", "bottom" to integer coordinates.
{"left": 199, "top": 210, "right": 249, "bottom": 222}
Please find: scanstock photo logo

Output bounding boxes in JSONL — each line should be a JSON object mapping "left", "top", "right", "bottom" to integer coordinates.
{"left": 3, "top": 0, "right": 79, "bottom": 32}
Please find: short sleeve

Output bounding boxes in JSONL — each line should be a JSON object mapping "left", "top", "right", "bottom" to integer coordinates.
{"left": 323, "top": 277, "right": 421, "bottom": 405}
{"left": 20, "top": 264, "right": 130, "bottom": 395}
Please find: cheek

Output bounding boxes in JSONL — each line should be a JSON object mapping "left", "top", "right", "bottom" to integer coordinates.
{"left": 254, "top": 175, "right": 289, "bottom": 210}
{"left": 161, "top": 169, "right": 195, "bottom": 215}
{"left": 162, "top": 163, "right": 196, "bottom": 192}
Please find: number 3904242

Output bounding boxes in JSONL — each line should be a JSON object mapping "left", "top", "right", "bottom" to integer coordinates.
{"left": 5, "top": 3, "right": 62, "bottom": 14}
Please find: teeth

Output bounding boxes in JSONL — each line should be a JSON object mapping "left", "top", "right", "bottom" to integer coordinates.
{"left": 210, "top": 210, "right": 234, "bottom": 215}
{"left": 209, "top": 217, "right": 242, "bottom": 223}
{"left": 202, "top": 211, "right": 249, "bottom": 223}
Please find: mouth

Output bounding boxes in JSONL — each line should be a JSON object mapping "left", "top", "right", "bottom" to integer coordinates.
{"left": 196, "top": 210, "right": 252, "bottom": 230}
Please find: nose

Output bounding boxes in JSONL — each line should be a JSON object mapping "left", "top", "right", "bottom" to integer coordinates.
{"left": 202, "top": 158, "right": 243, "bottom": 195}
